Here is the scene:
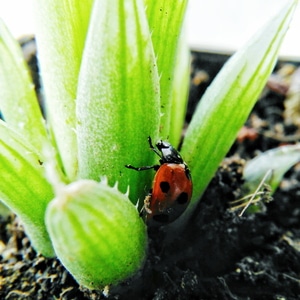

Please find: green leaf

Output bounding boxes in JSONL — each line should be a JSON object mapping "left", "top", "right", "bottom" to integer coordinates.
{"left": 180, "top": 1, "right": 297, "bottom": 220}
{"left": 33, "top": 0, "right": 94, "bottom": 181}
{"left": 46, "top": 179, "right": 147, "bottom": 289}
{"left": 169, "top": 31, "right": 190, "bottom": 146}
{"left": 0, "top": 18, "right": 48, "bottom": 153}
{"left": 243, "top": 144, "right": 300, "bottom": 193}
{"left": 145, "top": 0, "right": 189, "bottom": 142}
{"left": 0, "top": 121, "right": 54, "bottom": 256}
{"left": 77, "top": 0, "right": 160, "bottom": 203}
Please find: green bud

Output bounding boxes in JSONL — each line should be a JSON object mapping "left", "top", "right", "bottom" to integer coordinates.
{"left": 46, "top": 179, "right": 147, "bottom": 289}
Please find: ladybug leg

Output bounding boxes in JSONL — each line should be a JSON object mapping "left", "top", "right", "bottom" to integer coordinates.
{"left": 125, "top": 164, "right": 160, "bottom": 171}
{"left": 139, "top": 194, "right": 152, "bottom": 217}
{"left": 143, "top": 194, "right": 152, "bottom": 214}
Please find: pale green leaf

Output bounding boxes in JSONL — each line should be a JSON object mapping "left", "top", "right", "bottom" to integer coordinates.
{"left": 179, "top": 0, "right": 297, "bottom": 221}
{"left": 243, "top": 144, "right": 300, "bottom": 193}
{"left": 169, "top": 30, "right": 190, "bottom": 146}
{"left": 145, "top": 0, "right": 189, "bottom": 141}
{"left": 0, "top": 19, "right": 47, "bottom": 152}
{"left": 33, "top": 0, "right": 94, "bottom": 181}
{"left": 0, "top": 121, "right": 54, "bottom": 256}
{"left": 77, "top": 0, "right": 160, "bottom": 203}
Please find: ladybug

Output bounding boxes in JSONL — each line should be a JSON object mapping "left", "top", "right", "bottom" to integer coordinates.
{"left": 125, "top": 136, "right": 192, "bottom": 226}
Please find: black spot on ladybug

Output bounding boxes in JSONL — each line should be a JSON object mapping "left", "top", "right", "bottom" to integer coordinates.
{"left": 176, "top": 192, "right": 189, "bottom": 204}
{"left": 153, "top": 214, "right": 170, "bottom": 223}
{"left": 160, "top": 181, "right": 170, "bottom": 193}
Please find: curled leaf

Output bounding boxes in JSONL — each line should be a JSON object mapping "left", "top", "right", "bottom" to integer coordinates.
{"left": 243, "top": 144, "right": 300, "bottom": 193}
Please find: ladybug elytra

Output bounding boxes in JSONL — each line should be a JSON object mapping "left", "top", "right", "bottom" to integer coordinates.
{"left": 126, "top": 137, "right": 192, "bottom": 226}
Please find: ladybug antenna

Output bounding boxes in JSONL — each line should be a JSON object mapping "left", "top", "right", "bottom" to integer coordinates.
{"left": 147, "top": 136, "right": 162, "bottom": 158}
{"left": 147, "top": 136, "right": 155, "bottom": 149}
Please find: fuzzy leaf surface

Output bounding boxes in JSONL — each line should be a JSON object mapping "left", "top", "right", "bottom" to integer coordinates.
{"left": 46, "top": 180, "right": 147, "bottom": 289}
{"left": 145, "top": 0, "right": 189, "bottom": 142}
{"left": 77, "top": 0, "right": 160, "bottom": 203}
{"left": 33, "top": 0, "right": 94, "bottom": 181}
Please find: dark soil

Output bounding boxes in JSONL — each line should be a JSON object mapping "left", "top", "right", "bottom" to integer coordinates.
{"left": 1, "top": 43, "right": 300, "bottom": 299}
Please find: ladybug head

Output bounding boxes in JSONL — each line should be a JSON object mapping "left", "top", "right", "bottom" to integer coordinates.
{"left": 156, "top": 140, "right": 184, "bottom": 164}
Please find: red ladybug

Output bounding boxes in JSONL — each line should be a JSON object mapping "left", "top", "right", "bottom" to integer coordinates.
{"left": 126, "top": 137, "right": 192, "bottom": 226}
